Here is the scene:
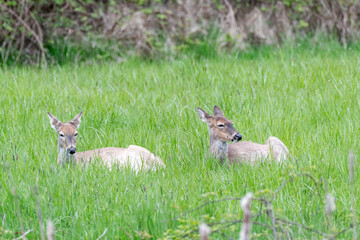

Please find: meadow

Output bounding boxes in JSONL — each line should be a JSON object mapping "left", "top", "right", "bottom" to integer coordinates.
{"left": 0, "top": 41, "right": 359, "bottom": 239}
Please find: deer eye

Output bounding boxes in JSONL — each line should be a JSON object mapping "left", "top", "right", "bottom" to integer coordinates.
{"left": 59, "top": 133, "right": 65, "bottom": 137}
{"left": 74, "top": 133, "right": 78, "bottom": 137}
{"left": 217, "top": 123, "right": 225, "bottom": 128}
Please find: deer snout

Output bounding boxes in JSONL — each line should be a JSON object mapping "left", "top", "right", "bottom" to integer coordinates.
{"left": 68, "top": 146, "right": 76, "bottom": 155}
{"left": 233, "top": 133, "right": 242, "bottom": 142}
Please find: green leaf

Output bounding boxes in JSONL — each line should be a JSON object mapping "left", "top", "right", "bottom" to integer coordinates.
{"left": 54, "top": 0, "right": 64, "bottom": 5}
{"left": 156, "top": 14, "right": 167, "bottom": 20}
{"left": 6, "top": 1, "right": 17, "bottom": 6}
{"left": 3, "top": 23, "right": 14, "bottom": 31}
{"left": 299, "top": 20, "right": 309, "bottom": 28}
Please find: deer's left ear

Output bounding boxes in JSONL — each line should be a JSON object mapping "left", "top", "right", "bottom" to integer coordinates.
{"left": 213, "top": 106, "right": 224, "bottom": 117}
{"left": 69, "top": 111, "right": 82, "bottom": 129}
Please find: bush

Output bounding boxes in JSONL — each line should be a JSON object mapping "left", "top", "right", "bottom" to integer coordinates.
{"left": 0, "top": 0, "right": 359, "bottom": 65}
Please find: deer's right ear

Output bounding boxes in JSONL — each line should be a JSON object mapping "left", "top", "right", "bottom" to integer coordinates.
{"left": 48, "top": 112, "right": 63, "bottom": 132}
{"left": 197, "top": 107, "right": 212, "bottom": 123}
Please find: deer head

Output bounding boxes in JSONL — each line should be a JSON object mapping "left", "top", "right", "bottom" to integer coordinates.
{"left": 48, "top": 112, "right": 82, "bottom": 164}
{"left": 197, "top": 106, "right": 242, "bottom": 143}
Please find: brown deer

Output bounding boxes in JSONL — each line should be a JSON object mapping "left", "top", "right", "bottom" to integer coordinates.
{"left": 197, "top": 106, "right": 289, "bottom": 164}
{"left": 48, "top": 111, "right": 165, "bottom": 172}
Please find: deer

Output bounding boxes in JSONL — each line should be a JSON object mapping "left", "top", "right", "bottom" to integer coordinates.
{"left": 197, "top": 106, "right": 289, "bottom": 164}
{"left": 48, "top": 111, "right": 165, "bottom": 172}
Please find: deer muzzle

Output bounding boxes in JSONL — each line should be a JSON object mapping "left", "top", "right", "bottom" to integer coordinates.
{"left": 232, "top": 133, "right": 242, "bottom": 142}
{"left": 68, "top": 146, "right": 76, "bottom": 155}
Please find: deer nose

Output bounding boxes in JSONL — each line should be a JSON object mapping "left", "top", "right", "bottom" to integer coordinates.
{"left": 233, "top": 133, "right": 242, "bottom": 141}
{"left": 68, "top": 147, "right": 76, "bottom": 155}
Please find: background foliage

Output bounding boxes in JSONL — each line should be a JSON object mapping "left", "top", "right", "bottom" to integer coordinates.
{"left": 1, "top": 0, "right": 360, "bottom": 65}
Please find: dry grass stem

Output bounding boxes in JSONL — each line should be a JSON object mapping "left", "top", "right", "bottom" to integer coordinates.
{"left": 46, "top": 220, "right": 54, "bottom": 240}
{"left": 199, "top": 223, "right": 211, "bottom": 240}
{"left": 348, "top": 151, "right": 357, "bottom": 240}
{"left": 239, "top": 193, "right": 253, "bottom": 240}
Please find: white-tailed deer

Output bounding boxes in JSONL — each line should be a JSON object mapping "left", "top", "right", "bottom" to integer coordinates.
{"left": 197, "top": 106, "right": 289, "bottom": 164}
{"left": 48, "top": 111, "right": 165, "bottom": 172}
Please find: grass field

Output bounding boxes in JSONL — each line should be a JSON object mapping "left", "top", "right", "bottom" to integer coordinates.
{"left": 0, "top": 41, "right": 359, "bottom": 239}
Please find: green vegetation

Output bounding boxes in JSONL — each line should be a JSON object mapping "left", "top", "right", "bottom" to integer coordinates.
{"left": 0, "top": 41, "right": 359, "bottom": 239}
{"left": 2, "top": 0, "right": 360, "bottom": 65}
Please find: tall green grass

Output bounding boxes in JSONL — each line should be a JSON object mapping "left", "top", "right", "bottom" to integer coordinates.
{"left": 0, "top": 42, "right": 359, "bottom": 239}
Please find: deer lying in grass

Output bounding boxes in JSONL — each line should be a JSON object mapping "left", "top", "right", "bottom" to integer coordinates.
{"left": 48, "top": 112, "right": 165, "bottom": 172}
{"left": 197, "top": 106, "right": 289, "bottom": 164}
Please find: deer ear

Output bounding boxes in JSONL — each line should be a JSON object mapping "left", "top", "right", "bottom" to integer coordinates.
{"left": 213, "top": 106, "right": 224, "bottom": 117}
{"left": 69, "top": 111, "right": 82, "bottom": 129}
{"left": 48, "top": 112, "right": 63, "bottom": 132}
{"left": 197, "top": 107, "right": 212, "bottom": 123}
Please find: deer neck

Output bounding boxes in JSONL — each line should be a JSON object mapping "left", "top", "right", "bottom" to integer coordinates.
{"left": 57, "top": 143, "right": 77, "bottom": 165}
{"left": 209, "top": 133, "right": 228, "bottom": 161}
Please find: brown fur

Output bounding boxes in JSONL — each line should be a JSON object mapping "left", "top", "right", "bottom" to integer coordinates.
{"left": 198, "top": 106, "right": 289, "bottom": 164}
{"left": 48, "top": 112, "right": 165, "bottom": 172}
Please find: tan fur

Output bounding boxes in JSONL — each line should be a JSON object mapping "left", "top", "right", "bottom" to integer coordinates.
{"left": 48, "top": 112, "right": 165, "bottom": 172}
{"left": 75, "top": 146, "right": 165, "bottom": 171}
{"left": 228, "top": 137, "right": 289, "bottom": 164}
{"left": 198, "top": 106, "right": 289, "bottom": 164}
